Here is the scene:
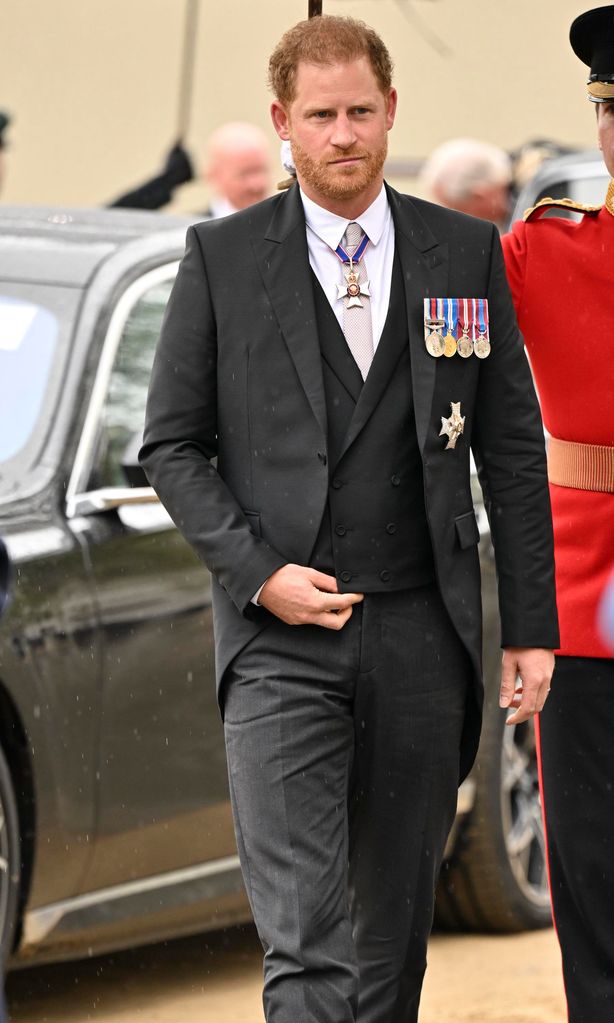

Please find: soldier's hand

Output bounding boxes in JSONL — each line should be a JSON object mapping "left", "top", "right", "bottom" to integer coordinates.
{"left": 499, "top": 647, "right": 555, "bottom": 725}
{"left": 258, "top": 564, "right": 363, "bottom": 629}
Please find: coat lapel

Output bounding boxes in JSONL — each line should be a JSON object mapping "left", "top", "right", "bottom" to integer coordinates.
{"left": 251, "top": 186, "right": 327, "bottom": 440}
{"left": 387, "top": 186, "right": 449, "bottom": 452}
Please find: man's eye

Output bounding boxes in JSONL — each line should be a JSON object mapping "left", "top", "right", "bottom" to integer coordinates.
{"left": 313, "top": 111, "right": 330, "bottom": 119}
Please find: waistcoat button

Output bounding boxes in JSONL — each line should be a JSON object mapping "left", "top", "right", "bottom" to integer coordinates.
{"left": 331, "top": 478, "right": 343, "bottom": 490}
{"left": 390, "top": 474, "right": 400, "bottom": 486}
{"left": 380, "top": 569, "right": 392, "bottom": 582}
{"left": 340, "top": 571, "right": 352, "bottom": 583}
{"left": 335, "top": 525, "right": 347, "bottom": 536}
{"left": 386, "top": 522, "right": 397, "bottom": 534}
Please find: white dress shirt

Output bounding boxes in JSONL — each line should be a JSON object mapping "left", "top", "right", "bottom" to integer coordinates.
{"left": 253, "top": 183, "right": 395, "bottom": 604}
{"left": 300, "top": 183, "right": 395, "bottom": 349}
{"left": 209, "top": 196, "right": 239, "bottom": 219}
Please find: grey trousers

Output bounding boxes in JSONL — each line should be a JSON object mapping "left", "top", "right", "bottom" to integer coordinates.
{"left": 223, "top": 584, "right": 470, "bottom": 1023}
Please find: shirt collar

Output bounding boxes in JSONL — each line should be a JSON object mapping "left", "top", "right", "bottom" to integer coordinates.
{"left": 210, "top": 196, "right": 239, "bottom": 219}
{"left": 299, "top": 184, "right": 390, "bottom": 251}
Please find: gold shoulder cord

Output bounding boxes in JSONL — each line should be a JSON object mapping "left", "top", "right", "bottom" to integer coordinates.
{"left": 523, "top": 195, "right": 602, "bottom": 222}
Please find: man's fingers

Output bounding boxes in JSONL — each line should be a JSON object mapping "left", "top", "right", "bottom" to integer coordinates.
{"left": 504, "top": 679, "right": 551, "bottom": 725}
{"left": 318, "top": 590, "right": 364, "bottom": 613}
{"left": 499, "top": 653, "right": 518, "bottom": 708}
{"left": 316, "top": 605, "right": 355, "bottom": 630}
{"left": 307, "top": 570, "right": 340, "bottom": 593}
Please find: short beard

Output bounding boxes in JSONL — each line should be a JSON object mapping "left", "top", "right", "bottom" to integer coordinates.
{"left": 290, "top": 137, "right": 388, "bottom": 203}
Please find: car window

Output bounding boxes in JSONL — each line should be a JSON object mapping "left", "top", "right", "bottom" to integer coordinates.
{"left": 90, "top": 278, "right": 174, "bottom": 489}
{"left": 0, "top": 286, "right": 79, "bottom": 501}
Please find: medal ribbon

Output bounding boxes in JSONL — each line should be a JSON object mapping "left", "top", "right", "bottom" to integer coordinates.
{"left": 478, "top": 298, "right": 487, "bottom": 336}
{"left": 447, "top": 298, "right": 457, "bottom": 337}
{"left": 334, "top": 232, "right": 369, "bottom": 265}
{"left": 462, "top": 298, "right": 470, "bottom": 338}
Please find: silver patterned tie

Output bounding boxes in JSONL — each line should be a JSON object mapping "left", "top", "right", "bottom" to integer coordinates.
{"left": 341, "top": 222, "right": 374, "bottom": 380}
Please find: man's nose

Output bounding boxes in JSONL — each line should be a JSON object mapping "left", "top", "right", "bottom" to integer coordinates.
{"left": 330, "top": 114, "right": 356, "bottom": 148}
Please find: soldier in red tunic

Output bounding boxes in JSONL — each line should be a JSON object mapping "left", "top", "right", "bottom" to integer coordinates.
{"left": 503, "top": 8, "right": 614, "bottom": 1021}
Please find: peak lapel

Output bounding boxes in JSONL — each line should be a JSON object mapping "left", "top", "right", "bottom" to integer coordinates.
{"left": 251, "top": 186, "right": 327, "bottom": 439}
{"left": 387, "top": 186, "right": 449, "bottom": 452}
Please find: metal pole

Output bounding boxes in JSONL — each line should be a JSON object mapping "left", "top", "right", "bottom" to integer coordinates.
{"left": 176, "top": 0, "right": 200, "bottom": 141}
{"left": 308, "top": 1, "right": 323, "bottom": 17}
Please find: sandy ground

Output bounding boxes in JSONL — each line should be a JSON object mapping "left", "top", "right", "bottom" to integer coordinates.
{"left": 6, "top": 924, "right": 567, "bottom": 1023}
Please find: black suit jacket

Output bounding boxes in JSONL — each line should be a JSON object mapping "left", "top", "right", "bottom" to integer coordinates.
{"left": 140, "top": 183, "right": 559, "bottom": 773}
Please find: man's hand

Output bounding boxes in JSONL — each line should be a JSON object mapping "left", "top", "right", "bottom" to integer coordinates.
{"left": 258, "top": 564, "right": 364, "bottom": 629}
{"left": 499, "top": 647, "right": 555, "bottom": 725}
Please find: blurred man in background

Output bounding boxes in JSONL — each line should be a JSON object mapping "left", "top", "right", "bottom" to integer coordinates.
{"left": 503, "top": 7, "right": 614, "bottom": 1021}
{"left": 202, "top": 121, "right": 272, "bottom": 217}
{"left": 109, "top": 121, "right": 272, "bottom": 216}
{"left": 420, "top": 137, "right": 512, "bottom": 228}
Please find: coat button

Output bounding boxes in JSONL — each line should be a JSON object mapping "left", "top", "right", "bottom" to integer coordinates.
{"left": 331, "top": 478, "right": 343, "bottom": 489}
{"left": 390, "top": 474, "right": 400, "bottom": 486}
{"left": 317, "top": 452, "right": 327, "bottom": 466}
{"left": 335, "top": 525, "right": 347, "bottom": 537}
{"left": 340, "top": 571, "right": 352, "bottom": 583}
{"left": 380, "top": 569, "right": 392, "bottom": 582}
{"left": 386, "top": 522, "right": 397, "bottom": 534}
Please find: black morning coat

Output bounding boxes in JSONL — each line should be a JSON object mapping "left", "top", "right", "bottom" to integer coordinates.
{"left": 140, "top": 183, "right": 559, "bottom": 782}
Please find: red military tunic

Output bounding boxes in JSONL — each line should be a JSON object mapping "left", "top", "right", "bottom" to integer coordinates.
{"left": 502, "top": 182, "right": 614, "bottom": 658}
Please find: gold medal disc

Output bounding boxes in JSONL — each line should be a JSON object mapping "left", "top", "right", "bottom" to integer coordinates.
{"left": 457, "top": 335, "right": 473, "bottom": 358}
{"left": 425, "top": 331, "right": 445, "bottom": 358}
{"left": 443, "top": 333, "right": 457, "bottom": 358}
{"left": 474, "top": 335, "right": 491, "bottom": 359}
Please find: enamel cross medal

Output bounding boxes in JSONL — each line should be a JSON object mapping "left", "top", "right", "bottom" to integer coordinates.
{"left": 440, "top": 402, "right": 465, "bottom": 450}
{"left": 335, "top": 231, "right": 370, "bottom": 308}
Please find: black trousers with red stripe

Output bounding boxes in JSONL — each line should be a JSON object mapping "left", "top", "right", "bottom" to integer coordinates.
{"left": 538, "top": 655, "right": 614, "bottom": 1023}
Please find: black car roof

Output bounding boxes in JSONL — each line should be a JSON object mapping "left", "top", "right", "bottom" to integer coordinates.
{"left": 0, "top": 205, "right": 196, "bottom": 287}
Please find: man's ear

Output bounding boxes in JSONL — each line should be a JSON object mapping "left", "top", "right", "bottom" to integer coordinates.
{"left": 386, "top": 88, "right": 398, "bottom": 131}
{"left": 271, "top": 101, "right": 291, "bottom": 141}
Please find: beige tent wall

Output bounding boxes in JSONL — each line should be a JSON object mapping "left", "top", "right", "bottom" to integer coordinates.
{"left": 0, "top": 0, "right": 602, "bottom": 213}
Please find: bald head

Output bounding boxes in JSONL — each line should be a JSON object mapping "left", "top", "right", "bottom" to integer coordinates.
{"left": 421, "top": 138, "right": 512, "bottom": 225}
{"left": 204, "top": 121, "right": 272, "bottom": 212}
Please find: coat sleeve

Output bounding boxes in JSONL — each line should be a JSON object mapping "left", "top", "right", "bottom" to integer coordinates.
{"left": 471, "top": 225, "right": 559, "bottom": 649}
{"left": 139, "top": 226, "right": 287, "bottom": 615}
{"left": 500, "top": 220, "right": 528, "bottom": 313}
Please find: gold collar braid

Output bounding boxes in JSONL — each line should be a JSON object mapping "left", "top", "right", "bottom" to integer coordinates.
{"left": 588, "top": 81, "right": 614, "bottom": 101}
{"left": 606, "top": 178, "right": 614, "bottom": 217}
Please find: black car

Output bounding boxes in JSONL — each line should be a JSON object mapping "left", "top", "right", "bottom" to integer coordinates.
{"left": 0, "top": 204, "right": 550, "bottom": 969}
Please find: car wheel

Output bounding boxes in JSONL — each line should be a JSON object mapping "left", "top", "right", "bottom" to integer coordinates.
{"left": 435, "top": 691, "right": 552, "bottom": 932}
{"left": 0, "top": 744, "right": 20, "bottom": 960}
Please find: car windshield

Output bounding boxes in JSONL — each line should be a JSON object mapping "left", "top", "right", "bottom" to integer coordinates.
{"left": 0, "top": 283, "right": 80, "bottom": 501}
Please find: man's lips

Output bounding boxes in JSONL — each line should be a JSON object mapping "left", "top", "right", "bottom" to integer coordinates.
{"left": 329, "top": 155, "right": 365, "bottom": 166}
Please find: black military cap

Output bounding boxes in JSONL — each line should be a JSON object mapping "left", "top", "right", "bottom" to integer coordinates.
{"left": 0, "top": 111, "right": 10, "bottom": 149}
{"left": 570, "top": 5, "right": 614, "bottom": 101}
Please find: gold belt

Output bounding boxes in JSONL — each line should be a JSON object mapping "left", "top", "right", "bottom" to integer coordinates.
{"left": 547, "top": 437, "right": 614, "bottom": 493}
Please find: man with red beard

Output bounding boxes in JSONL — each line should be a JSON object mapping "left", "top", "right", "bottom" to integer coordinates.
{"left": 141, "top": 15, "right": 558, "bottom": 1023}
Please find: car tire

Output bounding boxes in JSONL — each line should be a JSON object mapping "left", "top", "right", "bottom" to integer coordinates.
{"left": 0, "top": 744, "right": 20, "bottom": 961}
{"left": 435, "top": 690, "right": 552, "bottom": 932}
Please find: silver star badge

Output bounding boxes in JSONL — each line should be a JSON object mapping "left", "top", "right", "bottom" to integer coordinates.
{"left": 336, "top": 266, "right": 371, "bottom": 308}
{"left": 440, "top": 402, "right": 465, "bottom": 450}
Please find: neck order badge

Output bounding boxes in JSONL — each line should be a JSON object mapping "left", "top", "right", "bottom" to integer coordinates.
{"left": 336, "top": 222, "right": 374, "bottom": 379}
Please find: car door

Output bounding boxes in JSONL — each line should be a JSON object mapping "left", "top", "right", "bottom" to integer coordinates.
{"left": 67, "top": 265, "right": 237, "bottom": 894}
